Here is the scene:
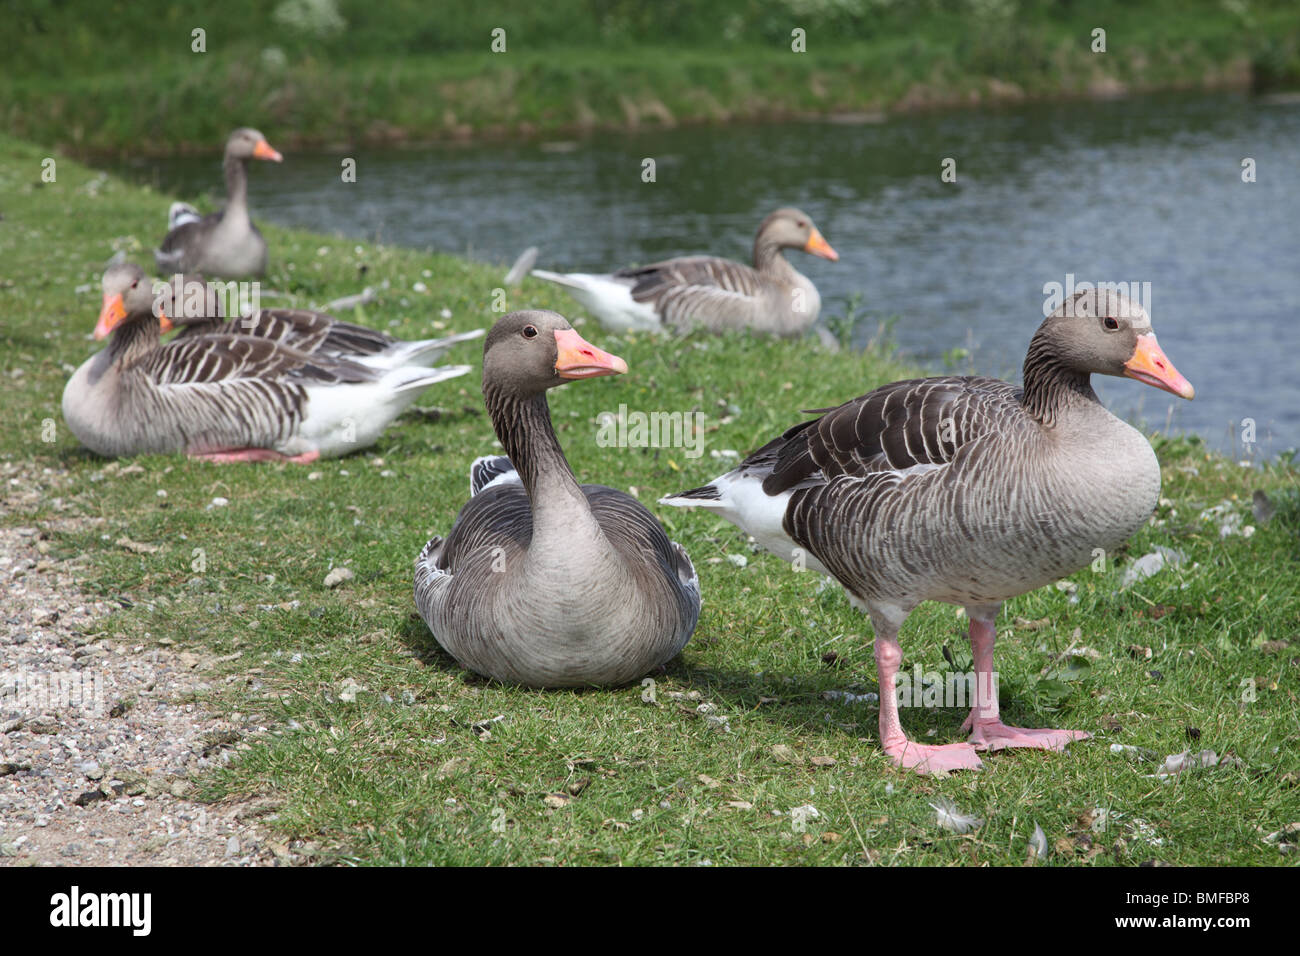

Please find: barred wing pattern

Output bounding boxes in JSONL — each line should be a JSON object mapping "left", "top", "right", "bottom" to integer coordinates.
{"left": 732, "top": 376, "right": 1049, "bottom": 604}
{"left": 617, "top": 256, "right": 774, "bottom": 331}
{"left": 173, "top": 309, "right": 483, "bottom": 370}
{"left": 179, "top": 309, "right": 392, "bottom": 355}
{"left": 468, "top": 454, "right": 518, "bottom": 496}
{"left": 586, "top": 486, "right": 701, "bottom": 601}
{"left": 118, "top": 334, "right": 377, "bottom": 455}
{"left": 763, "top": 377, "right": 1021, "bottom": 492}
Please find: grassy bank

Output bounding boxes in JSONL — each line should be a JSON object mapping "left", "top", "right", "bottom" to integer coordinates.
{"left": 2, "top": 136, "right": 1298, "bottom": 866}
{"left": 7, "top": 1, "right": 1300, "bottom": 155}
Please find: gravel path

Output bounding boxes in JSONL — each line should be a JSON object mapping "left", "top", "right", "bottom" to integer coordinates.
{"left": 1, "top": 460, "right": 302, "bottom": 866}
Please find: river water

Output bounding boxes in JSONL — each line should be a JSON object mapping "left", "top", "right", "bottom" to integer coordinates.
{"left": 113, "top": 92, "right": 1300, "bottom": 456}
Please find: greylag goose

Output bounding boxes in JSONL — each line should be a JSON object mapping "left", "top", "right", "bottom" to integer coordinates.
{"left": 155, "top": 275, "right": 485, "bottom": 369}
{"left": 531, "top": 208, "right": 838, "bottom": 336}
{"left": 154, "top": 128, "right": 282, "bottom": 278}
{"left": 62, "top": 264, "right": 471, "bottom": 462}
{"left": 661, "top": 289, "right": 1194, "bottom": 774}
{"left": 414, "top": 310, "right": 700, "bottom": 687}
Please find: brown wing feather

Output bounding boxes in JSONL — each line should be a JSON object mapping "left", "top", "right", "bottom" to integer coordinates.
{"left": 615, "top": 256, "right": 771, "bottom": 329}
{"left": 585, "top": 485, "right": 697, "bottom": 590}
{"left": 175, "top": 308, "right": 401, "bottom": 359}
{"left": 158, "top": 216, "right": 217, "bottom": 254}
{"left": 617, "top": 256, "right": 767, "bottom": 301}
{"left": 762, "top": 377, "right": 1023, "bottom": 495}
{"left": 135, "top": 333, "right": 378, "bottom": 387}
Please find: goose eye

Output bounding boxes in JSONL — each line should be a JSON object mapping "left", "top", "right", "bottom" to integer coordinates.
{"left": 522, "top": 325, "right": 538, "bottom": 339}
{"left": 130, "top": 279, "right": 139, "bottom": 289}
{"left": 1103, "top": 316, "right": 1120, "bottom": 331}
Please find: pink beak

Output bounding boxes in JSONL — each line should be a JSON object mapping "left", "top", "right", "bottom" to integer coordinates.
{"left": 553, "top": 328, "right": 628, "bottom": 379}
{"left": 252, "top": 139, "right": 283, "bottom": 163}
{"left": 94, "top": 292, "right": 127, "bottom": 340}
{"left": 1123, "top": 333, "right": 1194, "bottom": 400}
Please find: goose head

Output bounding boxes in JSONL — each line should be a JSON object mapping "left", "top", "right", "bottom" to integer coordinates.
{"left": 225, "top": 127, "right": 283, "bottom": 164}
{"left": 1035, "top": 289, "right": 1194, "bottom": 400}
{"left": 483, "top": 310, "right": 627, "bottom": 397}
{"left": 757, "top": 207, "right": 838, "bottom": 261}
{"left": 96, "top": 263, "right": 168, "bottom": 339}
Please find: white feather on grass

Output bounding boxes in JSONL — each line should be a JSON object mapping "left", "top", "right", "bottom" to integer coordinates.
{"left": 1028, "top": 822, "right": 1048, "bottom": 860}
{"left": 931, "top": 798, "right": 983, "bottom": 834}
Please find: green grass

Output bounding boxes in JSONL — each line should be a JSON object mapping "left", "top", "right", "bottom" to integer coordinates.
{"left": 7, "top": 0, "right": 1300, "bottom": 155}
{"left": 2, "top": 135, "right": 1298, "bottom": 866}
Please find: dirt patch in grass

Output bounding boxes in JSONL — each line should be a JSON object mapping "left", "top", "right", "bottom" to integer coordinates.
{"left": 0, "top": 460, "right": 311, "bottom": 866}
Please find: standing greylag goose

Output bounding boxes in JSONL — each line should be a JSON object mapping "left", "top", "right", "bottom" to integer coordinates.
{"left": 154, "top": 128, "right": 283, "bottom": 278}
{"left": 62, "top": 264, "right": 471, "bottom": 462}
{"left": 414, "top": 310, "right": 700, "bottom": 687}
{"left": 661, "top": 289, "right": 1194, "bottom": 774}
{"left": 531, "top": 208, "right": 838, "bottom": 336}
{"left": 154, "top": 274, "right": 485, "bottom": 369}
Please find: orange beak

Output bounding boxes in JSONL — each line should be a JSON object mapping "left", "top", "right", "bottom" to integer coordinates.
{"left": 158, "top": 311, "right": 174, "bottom": 333}
{"left": 252, "top": 139, "right": 283, "bottom": 163}
{"left": 554, "top": 328, "right": 628, "bottom": 379}
{"left": 94, "top": 293, "right": 127, "bottom": 340}
{"left": 804, "top": 228, "right": 838, "bottom": 262}
{"left": 1124, "top": 333, "right": 1194, "bottom": 400}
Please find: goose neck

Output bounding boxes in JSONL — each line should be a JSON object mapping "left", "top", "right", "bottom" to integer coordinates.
{"left": 753, "top": 239, "right": 798, "bottom": 281}
{"left": 1021, "top": 337, "right": 1099, "bottom": 426}
{"left": 107, "top": 313, "right": 162, "bottom": 366}
{"left": 223, "top": 153, "right": 249, "bottom": 217}
{"left": 484, "top": 385, "right": 593, "bottom": 537}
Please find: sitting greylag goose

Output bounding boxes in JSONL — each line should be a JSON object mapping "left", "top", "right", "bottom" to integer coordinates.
{"left": 155, "top": 128, "right": 282, "bottom": 278}
{"left": 154, "top": 274, "right": 485, "bottom": 369}
{"left": 531, "top": 208, "right": 838, "bottom": 336}
{"left": 414, "top": 310, "right": 700, "bottom": 687}
{"left": 62, "top": 264, "right": 470, "bottom": 462}
{"left": 661, "top": 289, "right": 1194, "bottom": 774}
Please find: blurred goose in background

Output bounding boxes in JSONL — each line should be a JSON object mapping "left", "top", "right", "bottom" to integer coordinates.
{"left": 662, "top": 289, "right": 1194, "bottom": 774}
{"left": 155, "top": 128, "right": 282, "bottom": 278}
{"left": 62, "top": 264, "right": 470, "bottom": 462}
{"left": 154, "top": 274, "right": 484, "bottom": 370}
{"left": 415, "top": 310, "right": 700, "bottom": 687}
{"left": 531, "top": 207, "right": 838, "bottom": 337}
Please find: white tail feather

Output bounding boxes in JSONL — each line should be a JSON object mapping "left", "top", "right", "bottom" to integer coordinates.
{"left": 531, "top": 270, "right": 661, "bottom": 332}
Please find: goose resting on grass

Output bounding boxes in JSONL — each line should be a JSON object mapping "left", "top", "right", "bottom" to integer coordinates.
{"left": 414, "top": 310, "right": 700, "bottom": 687}
{"left": 62, "top": 264, "right": 470, "bottom": 462}
{"left": 155, "top": 128, "right": 282, "bottom": 278}
{"left": 531, "top": 208, "right": 838, "bottom": 336}
{"left": 661, "top": 289, "right": 1194, "bottom": 774}
{"left": 154, "top": 274, "right": 485, "bottom": 369}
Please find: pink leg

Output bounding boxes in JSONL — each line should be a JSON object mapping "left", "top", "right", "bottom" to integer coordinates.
{"left": 874, "top": 630, "right": 983, "bottom": 775}
{"left": 959, "top": 613, "right": 1090, "bottom": 752}
{"left": 189, "top": 449, "right": 320, "bottom": 464}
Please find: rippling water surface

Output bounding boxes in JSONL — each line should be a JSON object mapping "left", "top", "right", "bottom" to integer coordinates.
{"left": 114, "top": 92, "right": 1300, "bottom": 455}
